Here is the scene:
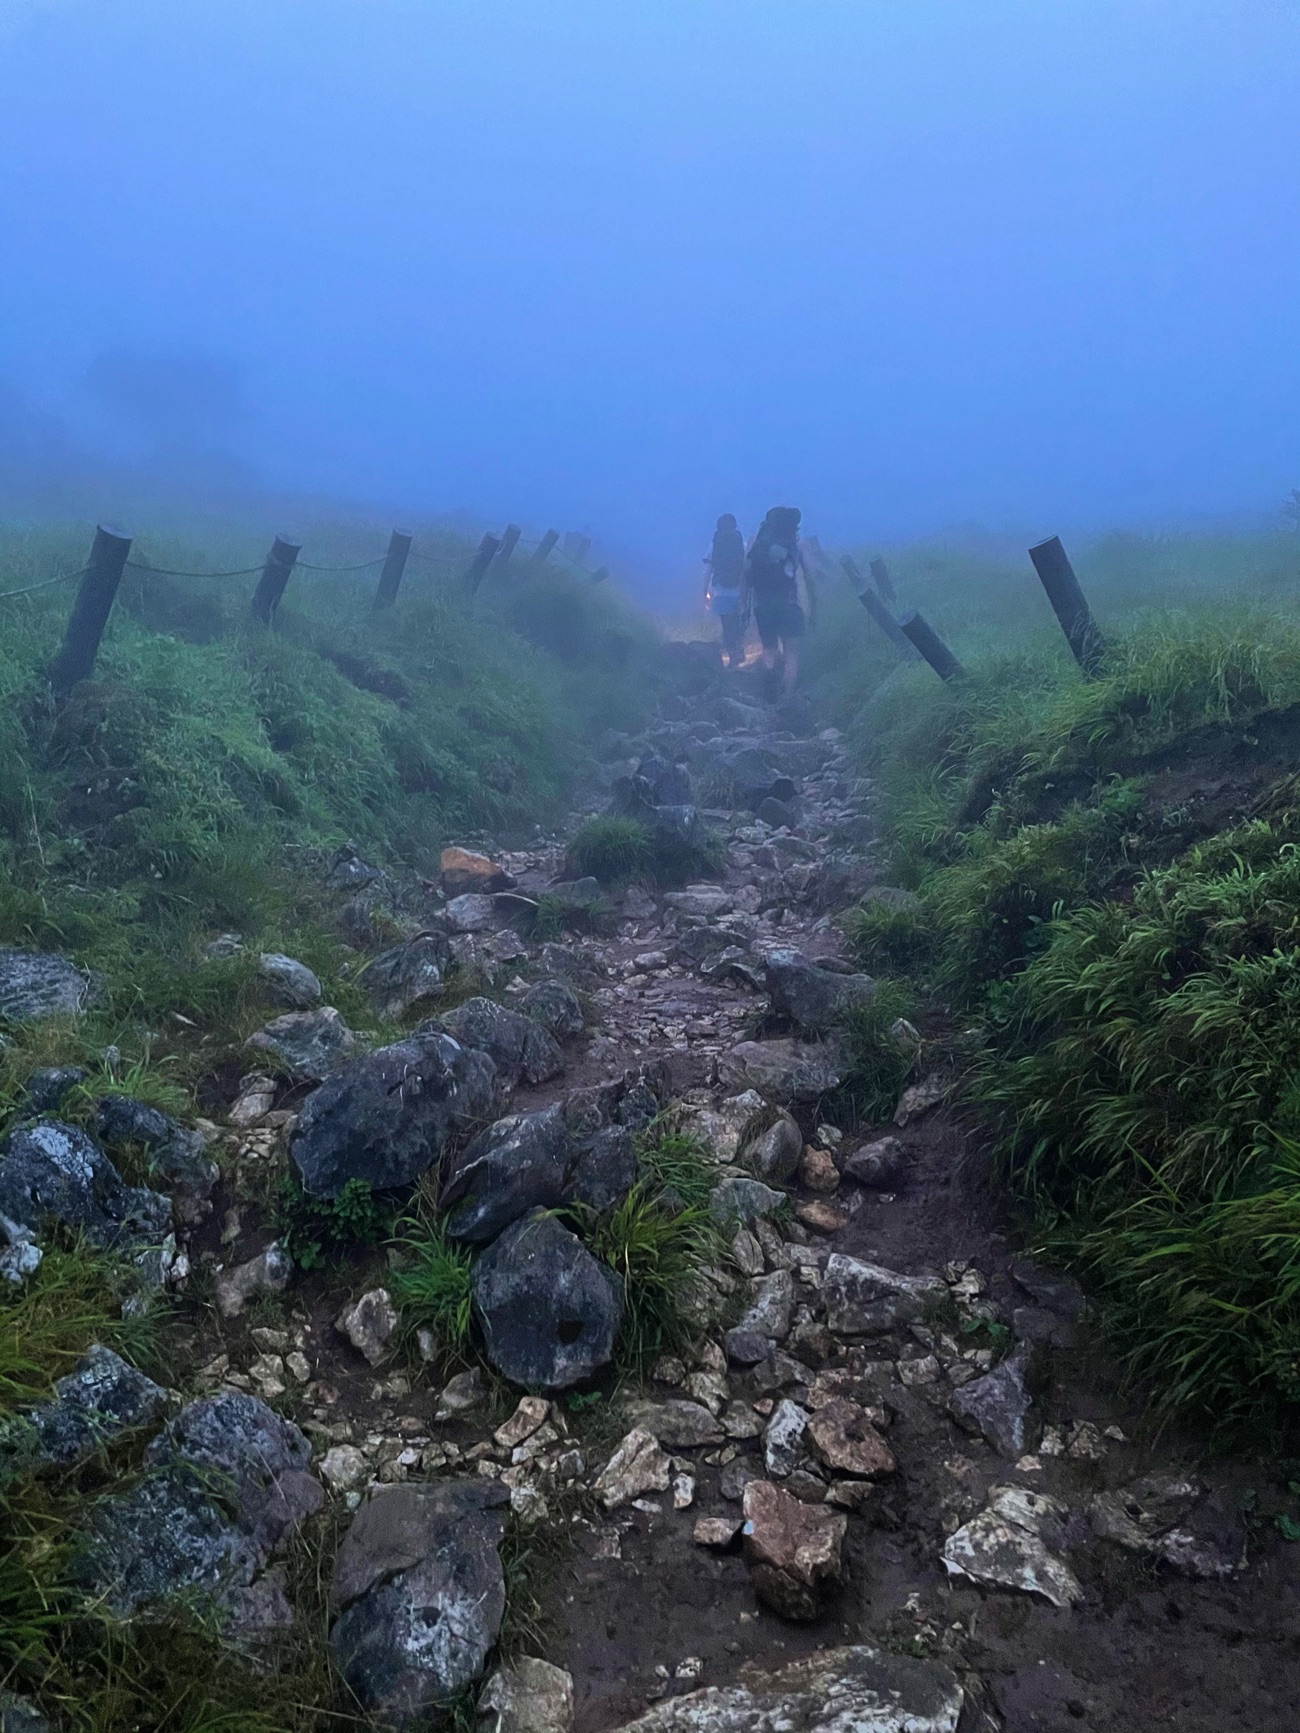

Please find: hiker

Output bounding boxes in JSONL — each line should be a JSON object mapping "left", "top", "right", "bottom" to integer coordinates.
{"left": 704, "top": 512, "right": 748, "bottom": 669}
{"left": 742, "top": 504, "right": 815, "bottom": 699}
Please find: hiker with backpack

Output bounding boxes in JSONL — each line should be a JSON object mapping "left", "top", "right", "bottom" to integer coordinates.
{"left": 704, "top": 512, "right": 748, "bottom": 669}
{"left": 741, "top": 504, "right": 815, "bottom": 699}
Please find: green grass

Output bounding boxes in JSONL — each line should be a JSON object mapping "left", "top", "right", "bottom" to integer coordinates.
{"left": 389, "top": 1209, "right": 475, "bottom": 1367}
{"left": 276, "top": 1175, "right": 393, "bottom": 1272}
{"left": 831, "top": 980, "right": 921, "bottom": 1123}
{"left": 809, "top": 530, "right": 1300, "bottom": 1437}
{"left": 565, "top": 812, "right": 725, "bottom": 890}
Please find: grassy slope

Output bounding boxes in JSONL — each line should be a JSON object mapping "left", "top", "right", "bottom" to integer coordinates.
{"left": 808, "top": 529, "right": 1300, "bottom": 1438}
{"left": 0, "top": 518, "right": 667, "bottom": 1731}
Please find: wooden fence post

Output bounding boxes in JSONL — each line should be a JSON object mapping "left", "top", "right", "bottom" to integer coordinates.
{"left": 869, "top": 556, "right": 897, "bottom": 603}
{"left": 496, "top": 524, "right": 522, "bottom": 568}
{"left": 590, "top": 566, "right": 609, "bottom": 585}
{"left": 841, "top": 555, "right": 918, "bottom": 658}
{"left": 528, "top": 529, "right": 559, "bottom": 571}
{"left": 1028, "top": 536, "right": 1106, "bottom": 676}
{"left": 373, "top": 529, "right": 413, "bottom": 610}
{"left": 900, "top": 611, "right": 965, "bottom": 681}
{"left": 250, "top": 535, "right": 301, "bottom": 624}
{"left": 465, "top": 532, "right": 503, "bottom": 594}
{"left": 48, "top": 524, "right": 132, "bottom": 696}
{"left": 571, "top": 533, "right": 591, "bottom": 567}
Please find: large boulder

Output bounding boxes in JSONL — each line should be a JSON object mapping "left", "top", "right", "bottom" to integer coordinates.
{"left": 330, "top": 1479, "right": 509, "bottom": 1726}
{"left": 440, "top": 847, "right": 515, "bottom": 898}
{"left": 471, "top": 1211, "right": 623, "bottom": 1390}
{"left": 0, "top": 948, "right": 98, "bottom": 1022}
{"left": 94, "top": 1096, "right": 218, "bottom": 1226}
{"left": 359, "top": 937, "right": 449, "bottom": 1021}
{"left": 76, "top": 1393, "right": 322, "bottom": 1619}
{"left": 3, "top": 1344, "right": 167, "bottom": 1470}
{"left": 822, "top": 1255, "right": 947, "bottom": 1337}
{"left": 443, "top": 1108, "right": 638, "bottom": 1246}
{"left": 442, "top": 1106, "right": 570, "bottom": 1245}
{"left": 290, "top": 1031, "right": 498, "bottom": 1199}
{"left": 0, "top": 1121, "right": 171, "bottom": 1251}
{"left": 736, "top": 1108, "right": 803, "bottom": 1185}
{"left": 584, "top": 1646, "right": 962, "bottom": 1733}
{"left": 719, "top": 1039, "right": 847, "bottom": 1104}
{"left": 431, "top": 998, "right": 563, "bottom": 1091}
{"left": 246, "top": 1007, "right": 361, "bottom": 1080}
{"left": 762, "top": 949, "right": 876, "bottom": 1034}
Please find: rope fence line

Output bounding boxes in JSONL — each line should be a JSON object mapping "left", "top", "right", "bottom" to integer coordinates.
{"left": 19, "top": 517, "right": 618, "bottom": 693}
{"left": 0, "top": 567, "right": 88, "bottom": 601}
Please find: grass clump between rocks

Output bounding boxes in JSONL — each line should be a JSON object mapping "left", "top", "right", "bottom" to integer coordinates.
{"left": 565, "top": 813, "right": 726, "bottom": 890}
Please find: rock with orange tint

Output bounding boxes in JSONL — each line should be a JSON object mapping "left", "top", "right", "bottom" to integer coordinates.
{"left": 742, "top": 1478, "right": 846, "bottom": 1619}
{"left": 805, "top": 1398, "right": 897, "bottom": 1480}
{"left": 440, "top": 847, "right": 515, "bottom": 898}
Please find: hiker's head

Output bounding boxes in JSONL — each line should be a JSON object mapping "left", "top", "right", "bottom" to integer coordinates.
{"left": 765, "top": 505, "right": 801, "bottom": 537}
{"left": 716, "top": 513, "right": 737, "bottom": 532}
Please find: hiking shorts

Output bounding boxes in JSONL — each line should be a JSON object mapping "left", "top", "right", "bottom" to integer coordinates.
{"left": 754, "top": 598, "right": 805, "bottom": 649}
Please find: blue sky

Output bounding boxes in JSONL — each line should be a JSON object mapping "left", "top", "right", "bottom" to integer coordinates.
{"left": 2, "top": 0, "right": 1298, "bottom": 594}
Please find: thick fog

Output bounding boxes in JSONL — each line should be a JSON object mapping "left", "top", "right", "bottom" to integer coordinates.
{"left": 2, "top": 0, "right": 1298, "bottom": 596}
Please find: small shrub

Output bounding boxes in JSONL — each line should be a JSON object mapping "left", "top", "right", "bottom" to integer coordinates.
{"left": 566, "top": 816, "right": 655, "bottom": 885}
{"left": 832, "top": 980, "right": 920, "bottom": 1123}
{"left": 276, "top": 1175, "right": 391, "bottom": 1271}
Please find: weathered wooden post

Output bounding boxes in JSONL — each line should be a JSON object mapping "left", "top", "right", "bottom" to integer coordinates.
{"left": 869, "top": 556, "right": 897, "bottom": 603}
{"left": 373, "top": 529, "right": 413, "bottom": 610}
{"left": 1028, "top": 536, "right": 1106, "bottom": 676}
{"left": 250, "top": 535, "right": 301, "bottom": 624}
{"left": 571, "top": 533, "right": 591, "bottom": 567}
{"left": 528, "top": 529, "right": 559, "bottom": 571}
{"left": 841, "top": 555, "right": 918, "bottom": 658}
{"left": 48, "top": 524, "right": 132, "bottom": 695}
{"left": 495, "top": 524, "right": 522, "bottom": 567}
{"left": 590, "top": 566, "right": 609, "bottom": 585}
{"left": 900, "top": 611, "right": 965, "bottom": 681}
{"left": 465, "top": 532, "right": 503, "bottom": 594}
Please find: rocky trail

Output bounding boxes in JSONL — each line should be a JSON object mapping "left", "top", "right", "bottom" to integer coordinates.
{"left": 2, "top": 675, "right": 1298, "bottom": 1733}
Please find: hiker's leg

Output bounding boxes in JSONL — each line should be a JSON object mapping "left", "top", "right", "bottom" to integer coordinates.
{"left": 781, "top": 639, "right": 800, "bottom": 697}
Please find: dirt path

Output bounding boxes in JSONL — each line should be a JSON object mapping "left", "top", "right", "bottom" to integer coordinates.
{"left": 199, "top": 674, "right": 1300, "bottom": 1733}
{"left": 486, "top": 680, "right": 1300, "bottom": 1733}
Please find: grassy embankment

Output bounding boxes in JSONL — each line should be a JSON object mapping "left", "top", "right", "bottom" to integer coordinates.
{"left": 808, "top": 529, "right": 1300, "bottom": 1441}
{"left": 0, "top": 517, "right": 681, "bottom": 1730}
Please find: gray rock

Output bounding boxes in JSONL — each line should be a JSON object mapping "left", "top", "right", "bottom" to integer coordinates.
{"left": 949, "top": 1344, "right": 1034, "bottom": 1457}
{"left": 663, "top": 885, "right": 733, "bottom": 921}
{"left": 445, "top": 893, "right": 502, "bottom": 933}
{"left": 736, "top": 1269, "right": 795, "bottom": 1343}
{"left": 540, "top": 877, "right": 603, "bottom": 911}
{"left": 675, "top": 926, "right": 753, "bottom": 973}
{"left": 1088, "top": 1474, "right": 1242, "bottom": 1579}
{"left": 719, "top": 1039, "right": 847, "bottom": 1104}
{"left": 359, "top": 937, "right": 448, "bottom": 1021}
{"left": 10, "top": 1344, "right": 167, "bottom": 1468}
{"left": 336, "top": 1287, "right": 398, "bottom": 1366}
{"left": 842, "top": 1136, "right": 908, "bottom": 1189}
{"left": 566, "top": 1123, "right": 638, "bottom": 1214}
{"left": 0, "top": 1215, "right": 41, "bottom": 1287}
{"left": 480, "top": 1658, "right": 574, "bottom": 1733}
{"left": 215, "top": 1242, "right": 292, "bottom": 1318}
{"left": 290, "top": 1031, "right": 498, "bottom": 1198}
{"left": 724, "top": 1329, "right": 773, "bottom": 1367}
{"left": 822, "top": 1254, "right": 946, "bottom": 1336}
{"left": 1012, "top": 1305, "right": 1077, "bottom": 1350}
{"left": 762, "top": 948, "right": 876, "bottom": 1033}
{"left": 709, "top": 1176, "right": 785, "bottom": 1225}
{"left": 78, "top": 1393, "right": 322, "bottom": 1618}
{"left": 561, "top": 1060, "right": 671, "bottom": 1137}
{"left": 756, "top": 796, "right": 799, "bottom": 830}
{"left": 737, "top": 1110, "right": 803, "bottom": 1185}
{"left": 0, "top": 1693, "right": 50, "bottom": 1733}
{"left": 0, "top": 1120, "right": 171, "bottom": 1252}
{"left": 258, "top": 952, "right": 322, "bottom": 1008}
{"left": 942, "top": 1485, "right": 1082, "bottom": 1608}
{"left": 517, "top": 979, "right": 585, "bottom": 1040}
{"left": 719, "top": 1456, "right": 766, "bottom": 1503}
{"left": 1010, "top": 1258, "right": 1087, "bottom": 1323}
{"left": 593, "top": 1427, "right": 673, "bottom": 1509}
{"left": 21, "top": 1066, "right": 88, "bottom": 1115}
{"left": 432, "top": 998, "right": 564, "bottom": 1090}
{"left": 0, "top": 948, "right": 97, "bottom": 1022}
{"left": 472, "top": 1210, "right": 623, "bottom": 1391}
{"left": 246, "top": 1006, "right": 361, "bottom": 1080}
{"left": 763, "top": 1398, "right": 808, "bottom": 1477}
{"left": 624, "top": 1400, "right": 724, "bottom": 1449}
{"left": 330, "top": 1479, "right": 509, "bottom": 1725}
{"left": 94, "top": 1096, "right": 218, "bottom": 1225}
{"left": 443, "top": 1105, "right": 570, "bottom": 1245}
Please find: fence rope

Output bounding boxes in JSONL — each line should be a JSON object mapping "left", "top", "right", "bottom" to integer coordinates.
{"left": 126, "top": 559, "right": 267, "bottom": 579}
{"left": 0, "top": 568, "right": 88, "bottom": 601}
